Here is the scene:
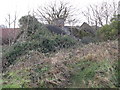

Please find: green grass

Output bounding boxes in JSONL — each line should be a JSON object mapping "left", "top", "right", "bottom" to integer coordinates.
{"left": 68, "top": 59, "right": 118, "bottom": 88}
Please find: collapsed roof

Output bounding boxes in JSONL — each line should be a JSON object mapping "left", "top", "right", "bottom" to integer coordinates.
{"left": 45, "top": 25, "right": 66, "bottom": 35}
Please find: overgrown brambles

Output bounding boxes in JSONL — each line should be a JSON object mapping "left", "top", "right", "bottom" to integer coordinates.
{"left": 3, "top": 25, "right": 77, "bottom": 69}
{"left": 2, "top": 40, "right": 118, "bottom": 88}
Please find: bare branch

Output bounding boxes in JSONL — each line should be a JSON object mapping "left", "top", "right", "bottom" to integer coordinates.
{"left": 82, "top": 1, "right": 118, "bottom": 27}
{"left": 35, "top": 1, "right": 76, "bottom": 25}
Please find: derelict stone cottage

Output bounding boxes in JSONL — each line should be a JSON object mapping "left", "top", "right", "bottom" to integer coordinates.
{"left": 45, "top": 18, "right": 71, "bottom": 35}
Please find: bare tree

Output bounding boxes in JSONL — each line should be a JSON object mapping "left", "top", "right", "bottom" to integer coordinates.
{"left": 13, "top": 11, "right": 17, "bottom": 29}
{"left": 82, "top": 7, "right": 91, "bottom": 25}
{"left": 35, "top": 1, "right": 76, "bottom": 25}
{"left": 5, "top": 12, "right": 18, "bottom": 28}
{"left": 5, "top": 14, "right": 12, "bottom": 46}
{"left": 101, "top": 2, "right": 112, "bottom": 25}
{"left": 82, "top": 1, "right": 118, "bottom": 28}
{"left": 82, "top": 4, "right": 102, "bottom": 30}
{"left": 112, "top": 0, "right": 118, "bottom": 16}
{"left": 5, "top": 12, "right": 18, "bottom": 45}
{"left": 5, "top": 14, "right": 11, "bottom": 28}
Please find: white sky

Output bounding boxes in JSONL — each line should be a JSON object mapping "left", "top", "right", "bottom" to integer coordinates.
{"left": 0, "top": 0, "right": 119, "bottom": 27}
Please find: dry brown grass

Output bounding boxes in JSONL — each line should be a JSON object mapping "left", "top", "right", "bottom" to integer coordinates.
{"left": 3, "top": 40, "right": 118, "bottom": 88}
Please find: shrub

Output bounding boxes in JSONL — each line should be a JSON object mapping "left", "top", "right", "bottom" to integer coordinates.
{"left": 3, "top": 34, "right": 76, "bottom": 68}
{"left": 72, "top": 28, "right": 94, "bottom": 39}
{"left": 97, "top": 21, "right": 118, "bottom": 41}
{"left": 3, "top": 42, "right": 29, "bottom": 67}
{"left": 30, "top": 28, "right": 53, "bottom": 40}
{"left": 40, "top": 38, "right": 56, "bottom": 53}
{"left": 54, "top": 35, "right": 76, "bottom": 48}
{"left": 19, "top": 15, "right": 40, "bottom": 36}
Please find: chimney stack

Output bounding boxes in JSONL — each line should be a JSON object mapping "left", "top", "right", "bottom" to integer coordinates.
{"left": 53, "top": 18, "right": 65, "bottom": 28}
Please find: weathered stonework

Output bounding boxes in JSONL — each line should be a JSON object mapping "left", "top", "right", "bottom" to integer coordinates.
{"left": 53, "top": 18, "right": 65, "bottom": 28}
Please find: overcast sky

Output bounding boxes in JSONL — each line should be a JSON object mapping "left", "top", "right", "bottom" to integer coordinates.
{"left": 0, "top": 0, "right": 119, "bottom": 27}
